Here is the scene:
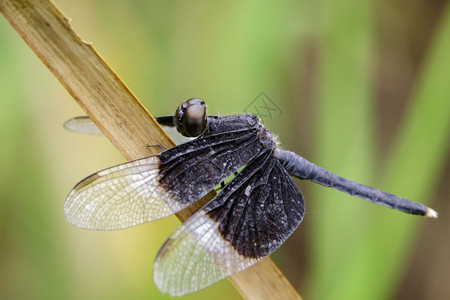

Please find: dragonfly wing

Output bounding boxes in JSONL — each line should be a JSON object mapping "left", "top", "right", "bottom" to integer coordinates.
{"left": 63, "top": 115, "right": 195, "bottom": 144}
{"left": 153, "top": 150, "right": 305, "bottom": 296}
{"left": 64, "top": 127, "right": 263, "bottom": 230}
{"left": 63, "top": 116, "right": 104, "bottom": 136}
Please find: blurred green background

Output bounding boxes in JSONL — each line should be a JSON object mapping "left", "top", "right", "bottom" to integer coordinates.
{"left": 1, "top": 1, "right": 449, "bottom": 299}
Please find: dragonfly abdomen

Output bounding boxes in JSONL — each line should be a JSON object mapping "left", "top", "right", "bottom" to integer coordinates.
{"left": 276, "top": 149, "right": 436, "bottom": 217}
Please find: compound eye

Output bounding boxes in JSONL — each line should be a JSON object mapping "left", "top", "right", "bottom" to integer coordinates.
{"left": 185, "top": 98, "right": 205, "bottom": 106}
{"left": 174, "top": 98, "right": 207, "bottom": 137}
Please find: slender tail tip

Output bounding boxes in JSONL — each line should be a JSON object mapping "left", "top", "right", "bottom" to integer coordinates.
{"left": 426, "top": 208, "right": 438, "bottom": 218}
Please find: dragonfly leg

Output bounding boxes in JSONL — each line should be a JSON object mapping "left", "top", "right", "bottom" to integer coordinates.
{"left": 146, "top": 143, "right": 167, "bottom": 152}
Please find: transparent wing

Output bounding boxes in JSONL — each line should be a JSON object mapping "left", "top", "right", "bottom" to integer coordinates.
{"left": 64, "top": 128, "right": 263, "bottom": 230}
{"left": 153, "top": 151, "right": 305, "bottom": 296}
{"left": 63, "top": 116, "right": 103, "bottom": 136}
{"left": 64, "top": 156, "right": 176, "bottom": 230}
{"left": 63, "top": 115, "right": 195, "bottom": 144}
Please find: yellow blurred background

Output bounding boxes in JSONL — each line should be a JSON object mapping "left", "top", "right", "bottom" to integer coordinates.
{"left": 0, "top": 1, "right": 449, "bottom": 299}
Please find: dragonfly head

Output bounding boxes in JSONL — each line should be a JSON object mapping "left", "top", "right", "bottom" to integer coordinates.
{"left": 175, "top": 98, "right": 207, "bottom": 137}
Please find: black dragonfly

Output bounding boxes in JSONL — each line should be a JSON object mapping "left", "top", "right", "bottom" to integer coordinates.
{"left": 64, "top": 98, "right": 437, "bottom": 296}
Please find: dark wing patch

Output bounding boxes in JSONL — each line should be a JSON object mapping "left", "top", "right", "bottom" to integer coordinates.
{"left": 158, "top": 127, "right": 263, "bottom": 205}
{"left": 208, "top": 150, "right": 305, "bottom": 258}
{"left": 64, "top": 128, "right": 263, "bottom": 230}
{"left": 153, "top": 150, "right": 305, "bottom": 296}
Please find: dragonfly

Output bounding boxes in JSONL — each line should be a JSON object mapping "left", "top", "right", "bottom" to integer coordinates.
{"left": 64, "top": 98, "right": 437, "bottom": 296}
